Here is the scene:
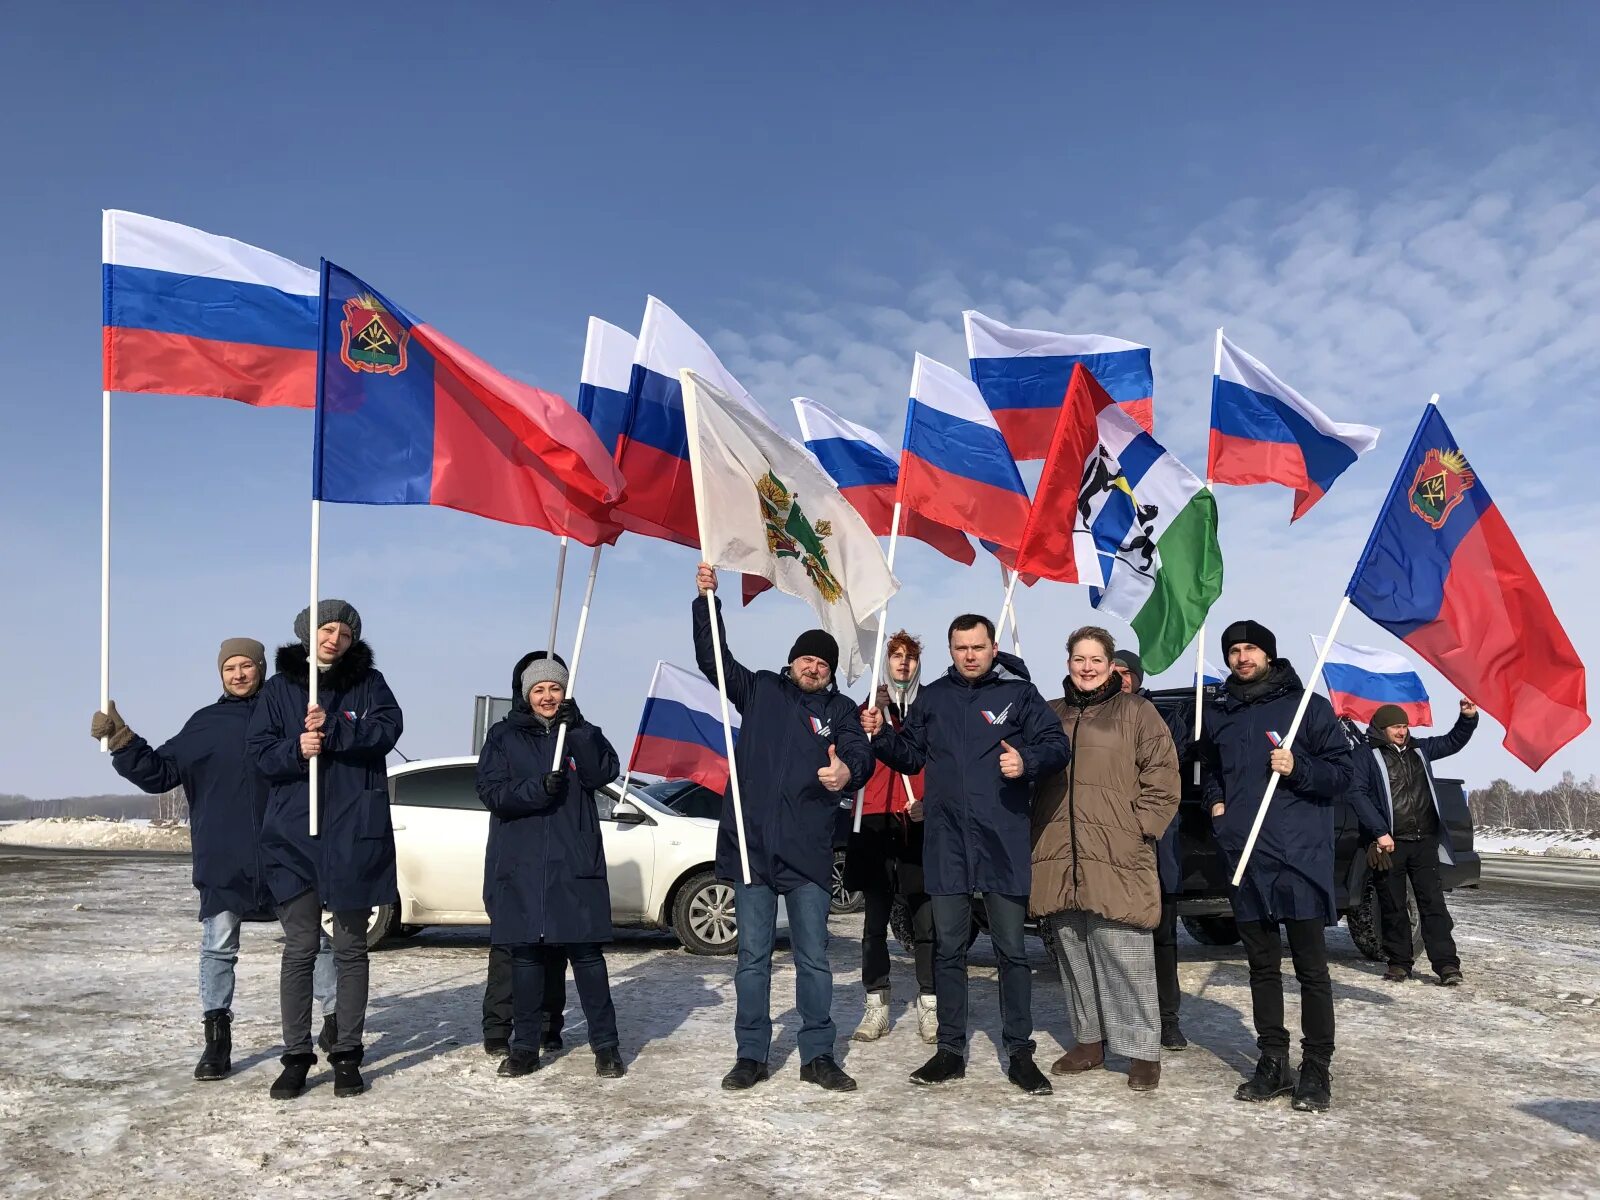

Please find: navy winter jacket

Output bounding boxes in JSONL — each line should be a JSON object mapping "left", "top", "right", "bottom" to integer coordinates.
{"left": 1350, "top": 712, "right": 1477, "bottom": 866}
{"left": 693, "top": 596, "right": 874, "bottom": 893}
{"left": 1200, "top": 661, "right": 1352, "bottom": 925}
{"left": 111, "top": 693, "right": 273, "bottom": 921}
{"left": 246, "top": 640, "right": 403, "bottom": 913}
{"left": 477, "top": 653, "right": 621, "bottom": 946}
{"left": 874, "top": 652, "right": 1071, "bottom": 897}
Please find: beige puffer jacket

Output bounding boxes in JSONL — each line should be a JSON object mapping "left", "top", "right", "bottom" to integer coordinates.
{"left": 1029, "top": 685, "right": 1180, "bottom": 929}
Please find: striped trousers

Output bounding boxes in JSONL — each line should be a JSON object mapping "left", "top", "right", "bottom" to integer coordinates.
{"left": 1046, "top": 909, "right": 1161, "bottom": 1061}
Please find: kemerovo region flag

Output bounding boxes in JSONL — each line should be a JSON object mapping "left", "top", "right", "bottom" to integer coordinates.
{"left": 1079, "top": 378, "right": 1223, "bottom": 673}
{"left": 681, "top": 370, "right": 898, "bottom": 682}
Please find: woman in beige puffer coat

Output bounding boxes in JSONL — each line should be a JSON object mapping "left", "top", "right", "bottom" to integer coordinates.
{"left": 1032, "top": 626, "right": 1179, "bottom": 1090}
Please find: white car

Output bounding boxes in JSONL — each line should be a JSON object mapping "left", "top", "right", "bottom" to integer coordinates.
{"left": 353, "top": 757, "right": 743, "bottom": 955}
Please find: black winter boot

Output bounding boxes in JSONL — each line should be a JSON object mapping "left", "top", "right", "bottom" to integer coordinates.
{"left": 720, "top": 1058, "right": 769, "bottom": 1091}
{"left": 194, "top": 1009, "right": 232, "bottom": 1081}
{"left": 329, "top": 1048, "right": 366, "bottom": 1098}
{"left": 483, "top": 1035, "right": 511, "bottom": 1057}
{"left": 269, "top": 1053, "right": 316, "bottom": 1100}
{"left": 1006, "top": 1052, "right": 1053, "bottom": 1096}
{"left": 1234, "top": 1054, "right": 1297, "bottom": 1103}
{"left": 499, "top": 1051, "right": 541, "bottom": 1077}
{"left": 317, "top": 1013, "right": 338, "bottom": 1054}
{"left": 910, "top": 1049, "right": 966, "bottom": 1086}
{"left": 1160, "top": 1021, "right": 1188, "bottom": 1051}
{"left": 799, "top": 1055, "right": 857, "bottom": 1092}
{"left": 595, "top": 1048, "right": 626, "bottom": 1079}
{"left": 1291, "top": 1058, "right": 1332, "bottom": 1113}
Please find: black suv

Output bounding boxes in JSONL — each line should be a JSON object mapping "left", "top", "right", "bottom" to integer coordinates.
{"left": 1146, "top": 686, "right": 1480, "bottom": 961}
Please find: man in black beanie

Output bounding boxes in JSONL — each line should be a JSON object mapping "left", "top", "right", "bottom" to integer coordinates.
{"left": 692, "top": 564, "right": 874, "bottom": 1094}
{"left": 1198, "top": 619, "right": 1370, "bottom": 1114}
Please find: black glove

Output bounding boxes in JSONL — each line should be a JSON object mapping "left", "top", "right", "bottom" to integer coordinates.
{"left": 542, "top": 770, "right": 567, "bottom": 798}
{"left": 556, "top": 699, "right": 584, "bottom": 728}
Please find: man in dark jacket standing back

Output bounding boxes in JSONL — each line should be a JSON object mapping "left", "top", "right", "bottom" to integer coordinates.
{"left": 693, "top": 564, "right": 874, "bottom": 1094}
{"left": 90, "top": 638, "right": 330, "bottom": 1081}
{"left": 1201, "top": 620, "right": 1370, "bottom": 1115}
{"left": 1351, "top": 699, "right": 1478, "bottom": 986}
{"left": 863, "top": 614, "right": 1071, "bottom": 1095}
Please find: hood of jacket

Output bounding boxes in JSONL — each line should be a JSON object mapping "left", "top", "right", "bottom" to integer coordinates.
{"left": 1218, "top": 658, "right": 1304, "bottom": 710}
{"left": 273, "top": 638, "right": 375, "bottom": 692}
{"left": 877, "top": 658, "right": 922, "bottom": 714}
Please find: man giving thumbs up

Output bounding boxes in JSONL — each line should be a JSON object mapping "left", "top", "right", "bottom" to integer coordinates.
{"left": 691, "top": 565, "right": 874, "bottom": 1095}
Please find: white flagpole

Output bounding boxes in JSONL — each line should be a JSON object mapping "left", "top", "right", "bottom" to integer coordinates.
{"left": 1195, "top": 327, "right": 1223, "bottom": 785}
{"left": 1007, "top": 574, "right": 1024, "bottom": 657}
{"left": 99, "top": 389, "right": 111, "bottom": 751}
{"left": 1229, "top": 595, "right": 1351, "bottom": 886}
{"left": 681, "top": 369, "right": 751, "bottom": 884}
{"left": 307, "top": 498, "right": 322, "bottom": 838}
{"left": 550, "top": 544, "right": 603, "bottom": 770}
{"left": 546, "top": 536, "right": 570, "bottom": 654}
{"left": 856, "top": 500, "right": 904, "bottom": 832}
{"left": 995, "top": 568, "right": 1022, "bottom": 645}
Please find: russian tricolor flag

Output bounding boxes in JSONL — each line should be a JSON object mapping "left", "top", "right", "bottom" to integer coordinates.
{"left": 102, "top": 210, "right": 318, "bottom": 409}
{"left": 965, "top": 309, "right": 1155, "bottom": 460}
{"left": 899, "top": 354, "right": 1031, "bottom": 552}
{"left": 1209, "top": 334, "right": 1379, "bottom": 521}
{"left": 612, "top": 297, "right": 757, "bottom": 547}
{"left": 792, "top": 396, "right": 974, "bottom": 565}
{"left": 627, "top": 661, "right": 741, "bottom": 794}
{"left": 577, "top": 317, "right": 636, "bottom": 455}
{"left": 313, "top": 261, "right": 624, "bottom": 543}
{"left": 1311, "top": 636, "right": 1432, "bottom": 728}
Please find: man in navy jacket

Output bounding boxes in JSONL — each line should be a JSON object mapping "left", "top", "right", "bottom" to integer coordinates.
{"left": 91, "top": 637, "right": 331, "bottom": 1082}
{"left": 863, "top": 613, "right": 1070, "bottom": 1095}
{"left": 1201, "top": 620, "right": 1364, "bottom": 1116}
{"left": 1350, "top": 699, "right": 1478, "bottom": 985}
{"left": 693, "top": 565, "right": 874, "bottom": 1094}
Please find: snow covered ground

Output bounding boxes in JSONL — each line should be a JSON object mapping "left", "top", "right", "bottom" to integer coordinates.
{"left": 1474, "top": 827, "right": 1600, "bottom": 859}
{"left": 0, "top": 818, "right": 189, "bottom": 853}
{"left": 1, "top": 852, "right": 1597, "bottom": 1200}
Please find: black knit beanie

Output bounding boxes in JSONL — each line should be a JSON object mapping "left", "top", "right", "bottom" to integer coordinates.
{"left": 788, "top": 629, "right": 839, "bottom": 675}
{"left": 1221, "top": 619, "right": 1277, "bottom": 662}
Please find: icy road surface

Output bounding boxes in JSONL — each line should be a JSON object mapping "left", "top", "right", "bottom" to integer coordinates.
{"left": 1, "top": 850, "right": 1596, "bottom": 1200}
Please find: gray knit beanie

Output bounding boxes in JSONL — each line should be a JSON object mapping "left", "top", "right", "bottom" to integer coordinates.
{"left": 294, "top": 599, "right": 362, "bottom": 645}
{"left": 520, "top": 656, "right": 570, "bottom": 699}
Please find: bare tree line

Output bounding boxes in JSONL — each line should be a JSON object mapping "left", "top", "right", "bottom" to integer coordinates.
{"left": 1469, "top": 772, "right": 1599, "bottom": 830}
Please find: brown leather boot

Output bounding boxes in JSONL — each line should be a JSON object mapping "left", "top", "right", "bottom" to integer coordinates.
{"left": 1128, "top": 1057, "right": 1161, "bottom": 1091}
{"left": 1051, "top": 1040, "right": 1105, "bottom": 1075}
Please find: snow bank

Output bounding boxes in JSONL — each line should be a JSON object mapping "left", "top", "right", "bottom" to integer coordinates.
{"left": 0, "top": 817, "right": 189, "bottom": 852}
{"left": 1473, "top": 826, "right": 1600, "bottom": 858}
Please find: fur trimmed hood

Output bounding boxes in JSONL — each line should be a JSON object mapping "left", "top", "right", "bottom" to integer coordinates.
{"left": 273, "top": 639, "right": 376, "bottom": 693}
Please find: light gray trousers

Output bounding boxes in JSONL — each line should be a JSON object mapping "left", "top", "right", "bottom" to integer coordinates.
{"left": 1048, "top": 909, "right": 1162, "bottom": 1061}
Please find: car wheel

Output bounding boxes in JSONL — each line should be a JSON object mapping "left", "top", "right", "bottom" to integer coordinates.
{"left": 1345, "top": 875, "right": 1423, "bottom": 963}
{"left": 1180, "top": 914, "right": 1241, "bottom": 946}
{"left": 321, "top": 903, "right": 397, "bottom": 950}
{"left": 673, "top": 871, "right": 739, "bottom": 956}
{"left": 830, "top": 851, "right": 864, "bottom": 915}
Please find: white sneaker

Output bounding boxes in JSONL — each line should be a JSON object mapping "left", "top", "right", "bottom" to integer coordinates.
{"left": 852, "top": 990, "right": 891, "bottom": 1042}
{"left": 917, "top": 994, "right": 938, "bottom": 1044}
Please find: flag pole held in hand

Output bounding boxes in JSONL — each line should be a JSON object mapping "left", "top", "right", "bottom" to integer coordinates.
{"left": 682, "top": 369, "right": 752, "bottom": 885}
{"left": 550, "top": 544, "right": 603, "bottom": 770}
{"left": 856, "top": 499, "right": 904, "bottom": 832}
{"left": 1229, "top": 596, "right": 1350, "bottom": 886}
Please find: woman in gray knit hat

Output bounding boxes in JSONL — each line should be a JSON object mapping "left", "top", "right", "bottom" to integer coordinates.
{"left": 476, "top": 648, "right": 626, "bottom": 1079}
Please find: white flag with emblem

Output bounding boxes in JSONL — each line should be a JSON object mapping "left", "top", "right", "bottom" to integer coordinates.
{"left": 681, "top": 370, "right": 899, "bottom": 682}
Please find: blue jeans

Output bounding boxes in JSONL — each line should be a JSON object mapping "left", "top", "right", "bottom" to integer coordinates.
{"left": 733, "top": 881, "right": 834, "bottom": 1065}
{"left": 199, "top": 911, "right": 335, "bottom": 1017}
{"left": 930, "top": 892, "right": 1035, "bottom": 1059}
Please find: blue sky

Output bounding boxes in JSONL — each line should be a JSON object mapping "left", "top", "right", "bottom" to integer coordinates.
{"left": 2, "top": 2, "right": 1597, "bottom": 797}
